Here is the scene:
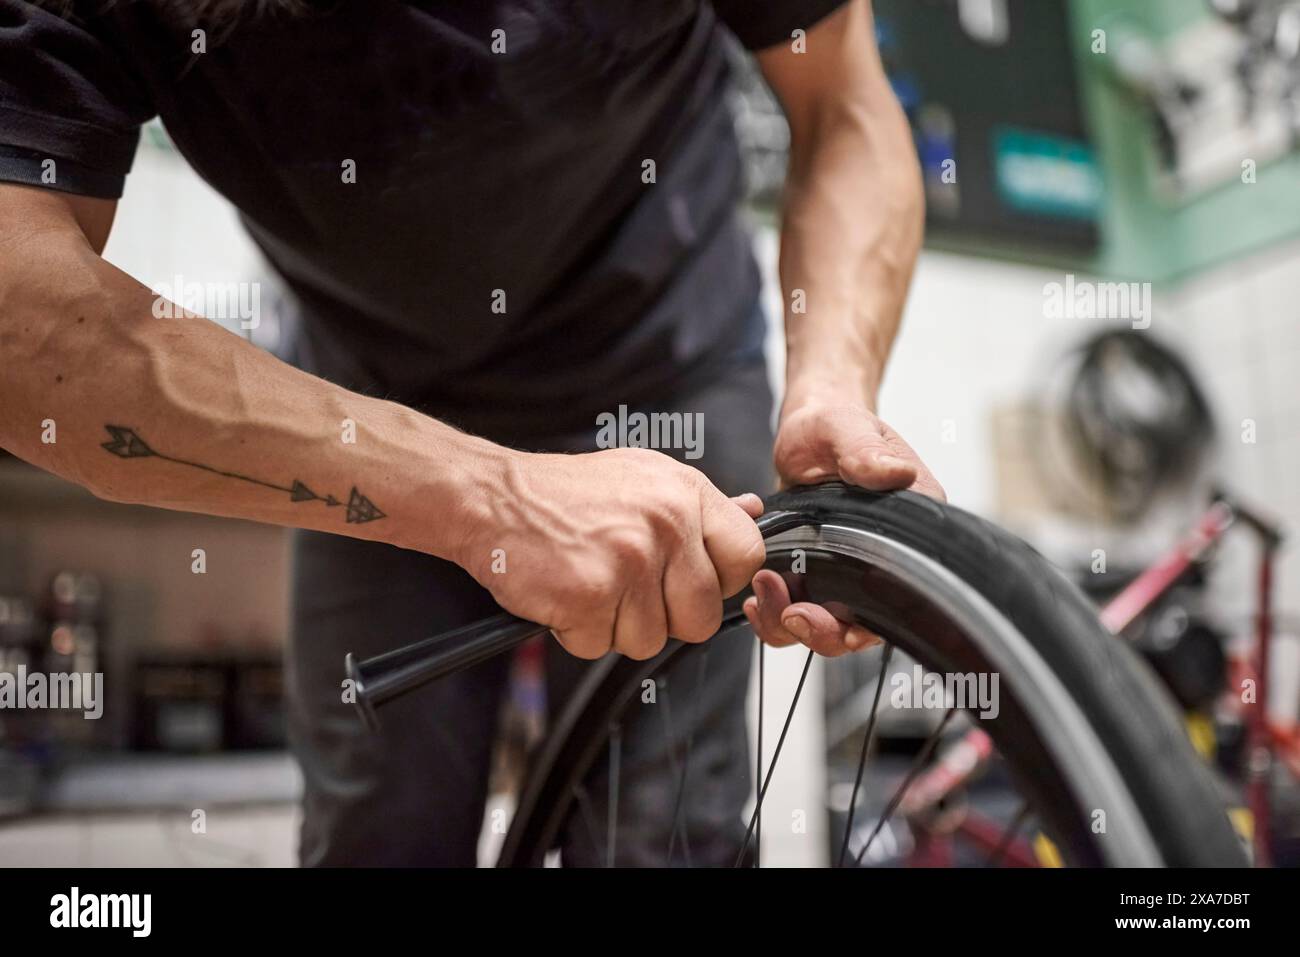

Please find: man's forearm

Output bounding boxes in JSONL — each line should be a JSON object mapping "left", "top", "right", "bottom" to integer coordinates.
{"left": 765, "top": 0, "right": 924, "bottom": 414}
{"left": 0, "top": 208, "right": 775, "bottom": 665}
{"left": 1, "top": 228, "right": 506, "bottom": 564}
{"left": 779, "top": 110, "right": 922, "bottom": 410}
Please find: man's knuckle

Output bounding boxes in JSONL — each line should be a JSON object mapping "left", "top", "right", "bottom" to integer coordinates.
{"left": 608, "top": 530, "right": 658, "bottom": 570}
{"left": 618, "top": 630, "right": 666, "bottom": 660}
{"left": 557, "top": 630, "right": 609, "bottom": 660}
{"left": 566, "top": 573, "right": 616, "bottom": 609}
{"left": 685, "top": 606, "right": 723, "bottom": 642}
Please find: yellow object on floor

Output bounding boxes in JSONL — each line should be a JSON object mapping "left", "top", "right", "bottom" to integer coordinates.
{"left": 1033, "top": 832, "right": 1063, "bottom": 868}
{"left": 1228, "top": 806, "right": 1254, "bottom": 843}
{"left": 1185, "top": 711, "right": 1216, "bottom": 760}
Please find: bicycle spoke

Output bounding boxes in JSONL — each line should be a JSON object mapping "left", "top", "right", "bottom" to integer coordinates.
{"left": 852, "top": 706, "right": 956, "bottom": 867}
{"left": 734, "top": 648, "right": 815, "bottom": 867}
{"left": 836, "top": 642, "right": 896, "bottom": 868}
{"left": 656, "top": 679, "right": 694, "bottom": 865}
{"left": 755, "top": 641, "right": 764, "bottom": 868}
{"left": 666, "top": 643, "right": 711, "bottom": 866}
{"left": 571, "top": 783, "right": 602, "bottom": 863}
{"left": 988, "top": 800, "right": 1031, "bottom": 867}
{"left": 607, "top": 722, "right": 621, "bottom": 868}
{"left": 658, "top": 678, "right": 680, "bottom": 777}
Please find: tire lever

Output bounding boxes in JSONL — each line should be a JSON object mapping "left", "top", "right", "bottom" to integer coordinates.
{"left": 346, "top": 507, "right": 806, "bottom": 730}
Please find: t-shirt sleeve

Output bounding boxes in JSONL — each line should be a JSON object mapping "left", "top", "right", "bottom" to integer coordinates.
{"left": 709, "top": 0, "right": 852, "bottom": 51}
{"left": 0, "top": 1, "right": 156, "bottom": 198}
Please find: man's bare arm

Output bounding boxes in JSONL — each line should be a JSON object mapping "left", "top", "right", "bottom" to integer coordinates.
{"left": 741, "top": 0, "right": 942, "bottom": 658}
{"left": 757, "top": 0, "right": 924, "bottom": 415}
{"left": 0, "top": 182, "right": 766, "bottom": 660}
{"left": 0, "top": 182, "right": 508, "bottom": 562}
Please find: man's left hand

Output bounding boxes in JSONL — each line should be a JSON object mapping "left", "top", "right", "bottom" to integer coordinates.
{"left": 743, "top": 398, "right": 944, "bottom": 657}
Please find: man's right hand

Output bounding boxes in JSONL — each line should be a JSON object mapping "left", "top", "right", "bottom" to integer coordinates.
{"left": 458, "top": 447, "right": 767, "bottom": 661}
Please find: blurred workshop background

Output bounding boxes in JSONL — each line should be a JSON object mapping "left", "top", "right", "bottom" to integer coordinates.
{"left": 2, "top": 0, "right": 1299, "bottom": 866}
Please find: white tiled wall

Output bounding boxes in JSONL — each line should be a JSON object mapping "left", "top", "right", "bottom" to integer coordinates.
{"left": 1172, "top": 243, "right": 1300, "bottom": 704}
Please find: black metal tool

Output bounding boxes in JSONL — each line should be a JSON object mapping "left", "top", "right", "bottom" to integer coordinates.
{"left": 345, "top": 508, "right": 808, "bottom": 730}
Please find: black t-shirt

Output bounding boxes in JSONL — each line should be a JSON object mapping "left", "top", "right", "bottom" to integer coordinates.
{"left": 0, "top": 0, "right": 846, "bottom": 441}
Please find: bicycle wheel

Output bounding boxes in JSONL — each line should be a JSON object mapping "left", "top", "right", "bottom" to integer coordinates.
{"left": 498, "top": 483, "right": 1247, "bottom": 867}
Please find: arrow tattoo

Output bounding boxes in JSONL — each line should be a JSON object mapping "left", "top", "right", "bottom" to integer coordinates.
{"left": 101, "top": 425, "right": 385, "bottom": 524}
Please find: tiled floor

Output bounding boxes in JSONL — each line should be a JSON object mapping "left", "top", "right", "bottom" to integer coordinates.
{"left": 0, "top": 804, "right": 299, "bottom": 867}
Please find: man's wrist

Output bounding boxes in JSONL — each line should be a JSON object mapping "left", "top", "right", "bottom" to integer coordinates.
{"left": 781, "top": 366, "right": 882, "bottom": 422}
{"left": 389, "top": 416, "right": 522, "bottom": 567}
{"left": 444, "top": 437, "right": 523, "bottom": 570}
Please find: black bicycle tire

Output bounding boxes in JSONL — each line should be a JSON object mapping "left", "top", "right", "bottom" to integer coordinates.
{"left": 498, "top": 484, "right": 1247, "bottom": 868}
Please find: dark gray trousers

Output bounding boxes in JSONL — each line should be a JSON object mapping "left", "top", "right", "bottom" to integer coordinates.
{"left": 287, "top": 359, "right": 775, "bottom": 865}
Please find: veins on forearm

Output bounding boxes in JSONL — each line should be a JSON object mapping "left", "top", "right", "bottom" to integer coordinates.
{"left": 99, "top": 425, "right": 385, "bottom": 524}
